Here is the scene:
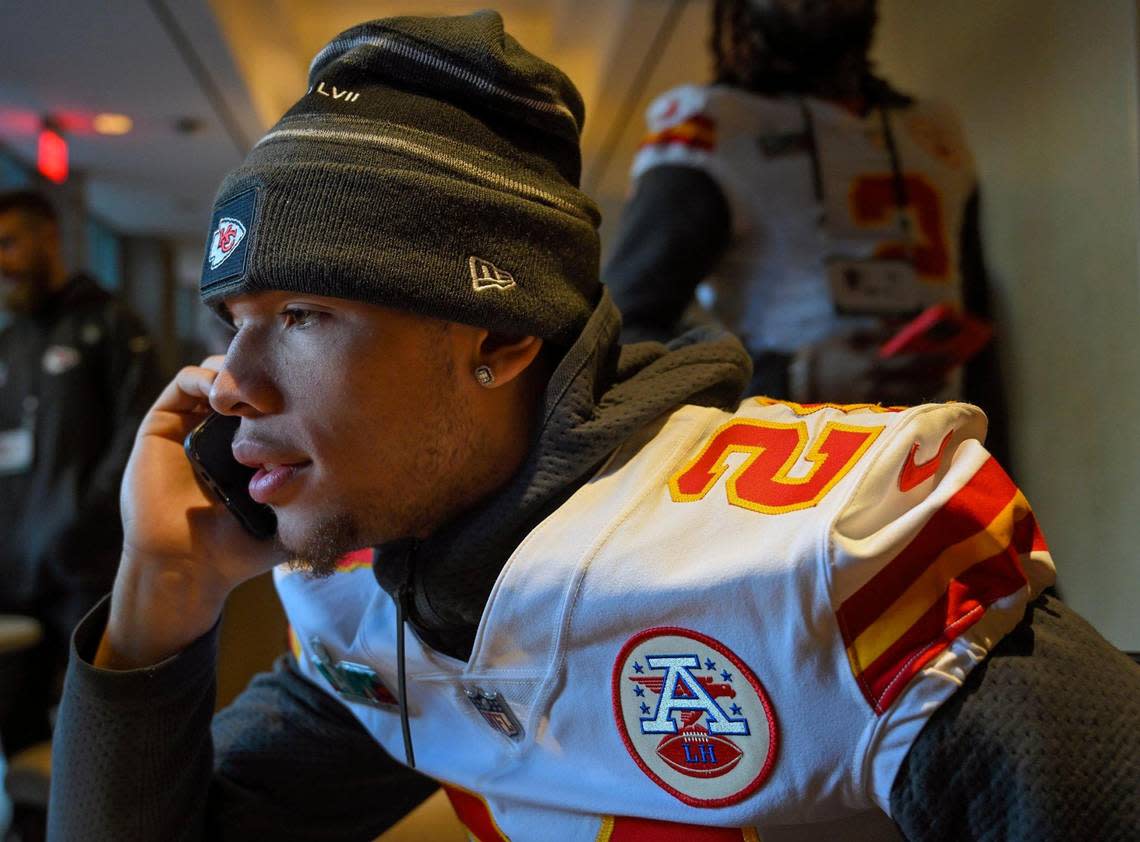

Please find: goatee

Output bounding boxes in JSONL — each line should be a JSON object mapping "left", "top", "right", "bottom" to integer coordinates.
{"left": 280, "top": 512, "right": 365, "bottom": 579}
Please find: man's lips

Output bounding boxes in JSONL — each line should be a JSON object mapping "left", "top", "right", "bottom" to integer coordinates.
{"left": 232, "top": 438, "right": 312, "bottom": 504}
{"left": 248, "top": 464, "right": 308, "bottom": 504}
{"left": 231, "top": 438, "right": 309, "bottom": 469}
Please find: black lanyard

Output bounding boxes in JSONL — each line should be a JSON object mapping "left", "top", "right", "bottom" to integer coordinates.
{"left": 799, "top": 98, "right": 912, "bottom": 240}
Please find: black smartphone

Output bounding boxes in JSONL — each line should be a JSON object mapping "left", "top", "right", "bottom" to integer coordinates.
{"left": 184, "top": 413, "right": 277, "bottom": 540}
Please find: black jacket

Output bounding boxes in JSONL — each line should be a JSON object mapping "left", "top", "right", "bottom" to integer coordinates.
{"left": 0, "top": 274, "right": 163, "bottom": 638}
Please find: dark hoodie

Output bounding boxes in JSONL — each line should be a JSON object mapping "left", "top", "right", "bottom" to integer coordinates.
{"left": 375, "top": 288, "right": 751, "bottom": 660}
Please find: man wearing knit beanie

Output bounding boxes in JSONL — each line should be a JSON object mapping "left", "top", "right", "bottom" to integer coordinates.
{"left": 49, "top": 11, "right": 1140, "bottom": 842}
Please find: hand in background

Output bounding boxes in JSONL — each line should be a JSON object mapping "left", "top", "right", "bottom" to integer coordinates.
{"left": 790, "top": 328, "right": 950, "bottom": 406}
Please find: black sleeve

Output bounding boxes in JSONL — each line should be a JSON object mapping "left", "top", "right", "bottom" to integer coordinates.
{"left": 47, "top": 303, "right": 165, "bottom": 596}
{"left": 958, "top": 189, "right": 1012, "bottom": 471}
{"left": 603, "top": 165, "right": 733, "bottom": 344}
{"left": 890, "top": 593, "right": 1140, "bottom": 841}
{"left": 86, "top": 303, "right": 166, "bottom": 513}
{"left": 49, "top": 598, "right": 437, "bottom": 842}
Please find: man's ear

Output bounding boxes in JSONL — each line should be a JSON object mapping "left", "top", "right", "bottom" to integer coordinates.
{"left": 472, "top": 330, "right": 543, "bottom": 388}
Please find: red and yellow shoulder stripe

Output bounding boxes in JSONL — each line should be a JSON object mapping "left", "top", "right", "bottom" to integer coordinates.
{"left": 836, "top": 456, "right": 1049, "bottom": 713}
{"left": 639, "top": 114, "right": 717, "bottom": 152}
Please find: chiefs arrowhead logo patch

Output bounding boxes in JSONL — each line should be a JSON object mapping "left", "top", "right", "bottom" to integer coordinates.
{"left": 208, "top": 217, "right": 247, "bottom": 269}
{"left": 898, "top": 430, "right": 955, "bottom": 493}
{"left": 202, "top": 188, "right": 257, "bottom": 292}
{"left": 612, "top": 627, "right": 778, "bottom": 807}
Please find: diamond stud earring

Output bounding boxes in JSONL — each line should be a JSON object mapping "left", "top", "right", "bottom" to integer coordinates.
{"left": 474, "top": 365, "right": 495, "bottom": 386}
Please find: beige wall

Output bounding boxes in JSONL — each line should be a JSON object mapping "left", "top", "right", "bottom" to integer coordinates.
{"left": 875, "top": 0, "right": 1140, "bottom": 649}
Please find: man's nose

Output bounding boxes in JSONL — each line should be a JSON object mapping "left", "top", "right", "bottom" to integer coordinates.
{"left": 208, "top": 340, "right": 281, "bottom": 418}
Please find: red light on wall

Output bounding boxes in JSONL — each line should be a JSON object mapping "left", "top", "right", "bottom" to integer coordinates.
{"left": 37, "top": 127, "right": 68, "bottom": 183}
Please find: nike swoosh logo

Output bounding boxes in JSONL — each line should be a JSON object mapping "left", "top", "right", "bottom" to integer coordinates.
{"left": 898, "top": 430, "right": 955, "bottom": 493}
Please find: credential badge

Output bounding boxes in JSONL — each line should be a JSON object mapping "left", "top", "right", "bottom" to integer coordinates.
{"left": 613, "top": 627, "right": 778, "bottom": 807}
{"left": 42, "top": 345, "right": 81, "bottom": 375}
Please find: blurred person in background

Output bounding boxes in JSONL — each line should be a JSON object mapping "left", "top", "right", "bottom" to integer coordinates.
{"left": 0, "top": 190, "right": 163, "bottom": 753}
{"left": 605, "top": 0, "right": 1009, "bottom": 462}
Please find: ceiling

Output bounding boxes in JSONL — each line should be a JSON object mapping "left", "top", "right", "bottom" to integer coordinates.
{"left": 0, "top": 0, "right": 711, "bottom": 244}
{"left": 0, "top": 0, "right": 263, "bottom": 239}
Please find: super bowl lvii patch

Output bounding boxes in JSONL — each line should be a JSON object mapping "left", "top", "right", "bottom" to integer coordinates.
{"left": 612, "top": 627, "right": 778, "bottom": 807}
{"left": 309, "top": 637, "right": 397, "bottom": 709}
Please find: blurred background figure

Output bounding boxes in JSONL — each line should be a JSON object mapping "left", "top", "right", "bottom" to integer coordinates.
{"left": 0, "top": 190, "right": 162, "bottom": 754}
{"left": 605, "top": 0, "right": 1008, "bottom": 459}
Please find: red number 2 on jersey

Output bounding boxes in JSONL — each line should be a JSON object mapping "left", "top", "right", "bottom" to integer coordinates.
{"left": 670, "top": 420, "right": 882, "bottom": 515}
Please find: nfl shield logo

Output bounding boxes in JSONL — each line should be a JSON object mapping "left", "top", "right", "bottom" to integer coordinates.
{"left": 464, "top": 687, "right": 523, "bottom": 740}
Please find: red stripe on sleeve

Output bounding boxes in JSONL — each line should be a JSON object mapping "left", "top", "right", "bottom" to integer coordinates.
{"left": 859, "top": 520, "right": 1031, "bottom": 712}
{"left": 638, "top": 131, "right": 714, "bottom": 151}
{"left": 837, "top": 457, "right": 1018, "bottom": 642}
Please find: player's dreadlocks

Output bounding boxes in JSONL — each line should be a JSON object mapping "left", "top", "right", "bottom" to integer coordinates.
{"left": 711, "top": 0, "right": 906, "bottom": 105}
{"left": 711, "top": 0, "right": 770, "bottom": 90}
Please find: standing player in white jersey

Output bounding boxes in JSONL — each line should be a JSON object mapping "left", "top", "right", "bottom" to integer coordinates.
{"left": 606, "top": 0, "right": 1009, "bottom": 461}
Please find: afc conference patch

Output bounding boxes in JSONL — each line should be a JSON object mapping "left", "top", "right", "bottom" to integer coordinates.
{"left": 612, "top": 627, "right": 778, "bottom": 807}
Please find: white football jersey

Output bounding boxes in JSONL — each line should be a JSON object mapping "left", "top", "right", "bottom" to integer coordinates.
{"left": 278, "top": 398, "right": 1053, "bottom": 841}
{"left": 631, "top": 84, "right": 978, "bottom": 357}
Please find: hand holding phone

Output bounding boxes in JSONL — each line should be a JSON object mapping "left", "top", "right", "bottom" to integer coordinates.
{"left": 105, "top": 358, "right": 285, "bottom": 669}
{"left": 184, "top": 413, "right": 277, "bottom": 540}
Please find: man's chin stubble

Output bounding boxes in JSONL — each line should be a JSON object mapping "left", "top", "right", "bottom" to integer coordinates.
{"left": 278, "top": 511, "right": 363, "bottom": 579}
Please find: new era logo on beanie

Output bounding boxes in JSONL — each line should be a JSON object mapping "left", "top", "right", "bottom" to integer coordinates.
{"left": 199, "top": 11, "right": 601, "bottom": 345}
{"left": 469, "top": 257, "right": 516, "bottom": 292}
